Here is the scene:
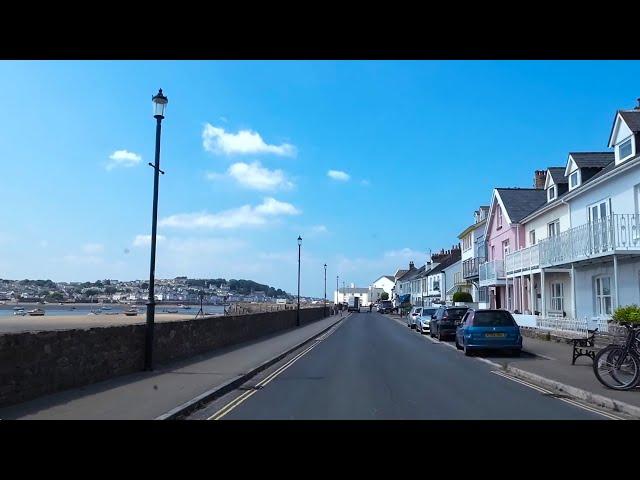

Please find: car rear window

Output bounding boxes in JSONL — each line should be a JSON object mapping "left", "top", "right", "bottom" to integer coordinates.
{"left": 472, "top": 311, "right": 517, "bottom": 327}
{"left": 423, "top": 308, "right": 436, "bottom": 315}
{"left": 381, "top": 301, "right": 392, "bottom": 307}
{"left": 445, "top": 308, "right": 468, "bottom": 319}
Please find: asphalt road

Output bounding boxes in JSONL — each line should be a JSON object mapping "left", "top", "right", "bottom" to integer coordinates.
{"left": 199, "top": 311, "right": 608, "bottom": 420}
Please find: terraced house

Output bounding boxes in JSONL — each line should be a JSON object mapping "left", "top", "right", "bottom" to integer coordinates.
{"left": 459, "top": 206, "right": 489, "bottom": 303}
{"left": 504, "top": 99, "right": 640, "bottom": 330}
{"left": 479, "top": 184, "right": 546, "bottom": 310}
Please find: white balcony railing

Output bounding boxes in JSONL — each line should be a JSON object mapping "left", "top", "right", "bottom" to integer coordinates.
{"left": 505, "top": 214, "right": 640, "bottom": 273}
{"left": 540, "top": 214, "right": 640, "bottom": 267}
{"left": 479, "top": 259, "right": 505, "bottom": 287}
{"left": 453, "top": 271, "right": 467, "bottom": 286}
{"left": 504, "top": 243, "right": 540, "bottom": 275}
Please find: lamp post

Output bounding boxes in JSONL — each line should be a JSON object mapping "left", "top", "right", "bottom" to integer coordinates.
{"left": 297, "top": 236, "right": 302, "bottom": 326}
{"left": 324, "top": 263, "right": 327, "bottom": 317}
{"left": 336, "top": 275, "right": 339, "bottom": 312}
{"left": 144, "top": 88, "right": 168, "bottom": 372}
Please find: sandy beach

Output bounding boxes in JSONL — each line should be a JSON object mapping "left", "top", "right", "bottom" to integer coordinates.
{"left": 0, "top": 312, "right": 217, "bottom": 334}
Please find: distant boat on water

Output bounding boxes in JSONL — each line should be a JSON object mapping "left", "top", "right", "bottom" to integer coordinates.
{"left": 14, "top": 308, "right": 26, "bottom": 316}
{"left": 28, "top": 308, "right": 45, "bottom": 316}
{"left": 165, "top": 308, "right": 179, "bottom": 313}
{"left": 124, "top": 307, "right": 138, "bottom": 316}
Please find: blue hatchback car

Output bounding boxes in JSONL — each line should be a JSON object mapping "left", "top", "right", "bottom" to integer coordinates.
{"left": 455, "top": 309, "right": 522, "bottom": 356}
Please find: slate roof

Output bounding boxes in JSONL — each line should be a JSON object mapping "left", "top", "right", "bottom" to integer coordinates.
{"left": 547, "top": 167, "right": 567, "bottom": 185}
{"left": 620, "top": 110, "right": 640, "bottom": 133}
{"left": 569, "top": 152, "right": 615, "bottom": 169}
{"left": 383, "top": 275, "right": 395, "bottom": 282}
{"left": 496, "top": 188, "right": 547, "bottom": 223}
{"left": 426, "top": 250, "right": 461, "bottom": 276}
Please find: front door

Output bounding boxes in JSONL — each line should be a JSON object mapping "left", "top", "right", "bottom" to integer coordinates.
{"left": 495, "top": 287, "right": 501, "bottom": 309}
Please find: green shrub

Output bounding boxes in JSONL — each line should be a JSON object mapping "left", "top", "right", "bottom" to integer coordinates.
{"left": 452, "top": 291, "right": 473, "bottom": 303}
{"left": 612, "top": 305, "right": 640, "bottom": 324}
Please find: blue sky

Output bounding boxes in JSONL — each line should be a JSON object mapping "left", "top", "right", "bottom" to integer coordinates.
{"left": 1, "top": 60, "right": 639, "bottom": 296}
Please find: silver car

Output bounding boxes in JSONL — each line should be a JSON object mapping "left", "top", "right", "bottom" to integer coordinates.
{"left": 406, "top": 306, "right": 422, "bottom": 329}
{"left": 415, "top": 307, "right": 437, "bottom": 333}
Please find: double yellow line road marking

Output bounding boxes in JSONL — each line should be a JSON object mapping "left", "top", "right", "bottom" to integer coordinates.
{"left": 208, "top": 329, "right": 334, "bottom": 420}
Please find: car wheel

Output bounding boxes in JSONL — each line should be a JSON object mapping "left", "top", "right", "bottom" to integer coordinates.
{"left": 512, "top": 349, "right": 521, "bottom": 357}
{"left": 464, "top": 345, "right": 473, "bottom": 356}
{"left": 455, "top": 337, "right": 462, "bottom": 350}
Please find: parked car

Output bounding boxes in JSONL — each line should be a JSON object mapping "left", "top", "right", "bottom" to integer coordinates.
{"left": 455, "top": 309, "right": 522, "bottom": 356}
{"left": 429, "top": 306, "right": 469, "bottom": 340}
{"left": 416, "top": 307, "right": 437, "bottom": 334}
{"left": 407, "top": 306, "right": 423, "bottom": 329}
{"left": 377, "top": 300, "right": 393, "bottom": 314}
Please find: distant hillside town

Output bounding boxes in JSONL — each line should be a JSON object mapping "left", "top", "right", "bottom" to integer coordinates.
{"left": 0, "top": 277, "right": 315, "bottom": 305}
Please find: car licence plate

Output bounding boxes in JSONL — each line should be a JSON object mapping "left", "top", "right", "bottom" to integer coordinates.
{"left": 485, "top": 333, "right": 505, "bottom": 337}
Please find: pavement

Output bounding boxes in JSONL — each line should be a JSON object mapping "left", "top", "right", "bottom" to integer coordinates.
{"left": 190, "top": 311, "right": 616, "bottom": 420}
{"left": 0, "top": 313, "right": 345, "bottom": 420}
{"left": 394, "top": 313, "right": 640, "bottom": 417}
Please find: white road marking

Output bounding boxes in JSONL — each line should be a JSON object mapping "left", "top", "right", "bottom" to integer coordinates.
{"left": 491, "top": 370, "right": 623, "bottom": 420}
{"left": 207, "top": 323, "right": 339, "bottom": 420}
{"left": 387, "top": 313, "right": 625, "bottom": 420}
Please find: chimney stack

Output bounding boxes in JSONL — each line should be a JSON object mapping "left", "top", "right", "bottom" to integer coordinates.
{"left": 534, "top": 170, "right": 546, "bottom": 189}
{"left": 409, "top": 261, "right": 415, "bottom": 270}
{"left": 635, "top": 98, "right": 640, "bottom": 110}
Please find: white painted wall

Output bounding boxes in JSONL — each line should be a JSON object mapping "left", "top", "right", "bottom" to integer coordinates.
{"left": 569, "top": 160, "right": 640, "bottom": 226}
{"left": 573, "top": 258, "right": 640, "bottom": 319}
{"left": 371, "top": 276, "right": 395, "bottom": 298}
{"left": 524, "top": 202, "right": 570, "bottom": 247}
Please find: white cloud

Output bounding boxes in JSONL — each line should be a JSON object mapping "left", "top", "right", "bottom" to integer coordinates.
{"left": 132, "top": 234, "right": 166, "bottom": 247}
{"left": 202, "top": 123, "right": 295, "bottom": 156}
{"left": 384, "top": 248, "right": 424, "bottom": 259}
{"left": 159, "top": 197, "right": 301, "bottom": 230}
{"left": 360, "top": 179, "right": 371, "bottom": 186}
{"left": 106, "top": 150, "right": 142, "bottom": 170}
{"left": 82, "top": 243, "right": 104, "bottom": 254}
{"left": 207, "top": 161, "right": 294, "bottom": 191}
{"left": 327, "top": 170, "right": 350, "bottom": 181}
{"left": 310, "top": 225, "right": 328, "bottom": 235}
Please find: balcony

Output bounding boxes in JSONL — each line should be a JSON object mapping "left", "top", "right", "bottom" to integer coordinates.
{"left": 462, "top": 258, "right": 482, "bottom": 279}
{"left": 504, "top": 243, "right": 540, "bottom": 276}
{"left": 479, "top": 259, "right": 505, "bottom": 287}
{"left": 539, "top": 214, "right": 640, "bottom": 268}
{"left": 504, "top": 214, "right": 640, "bottom": 273}
{"left": 453, "top": 271, "right": 468, "bottom": 286}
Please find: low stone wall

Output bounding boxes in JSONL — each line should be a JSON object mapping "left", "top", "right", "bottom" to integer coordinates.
{"left": 519, "top": 324, "right": 627, "bottom": 345}
{"left": 0, "top": 307, "right": 329, "bottom": 408}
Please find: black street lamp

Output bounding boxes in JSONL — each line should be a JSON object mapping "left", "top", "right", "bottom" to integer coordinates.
{"left": 324, "top": 263, "right": 327, "bottom": 317}
{"left": 144, "top": 88, "right": 168, "bottom": 372}
{"left": 297, "top": 236, "right": 302, "bottom": 326}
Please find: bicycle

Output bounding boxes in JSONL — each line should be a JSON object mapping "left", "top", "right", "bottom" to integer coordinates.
{"left": 593, "top": 323, "right": 640, "bottom": 391}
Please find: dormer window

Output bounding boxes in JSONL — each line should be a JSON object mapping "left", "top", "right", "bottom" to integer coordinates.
{"left": 547, "top": 185, "right": 557, "bottom": 202}
{"left": 569, "top": 171, "right": 580, "bottom": 190}
{"left": 618, "top": 137, "right": 633, "bottom": 162}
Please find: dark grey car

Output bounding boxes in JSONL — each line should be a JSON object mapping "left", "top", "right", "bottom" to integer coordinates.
{"left": 429, "top": 306, "right": 469, "bottom": 341}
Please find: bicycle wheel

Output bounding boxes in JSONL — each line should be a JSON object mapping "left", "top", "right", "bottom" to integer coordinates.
{"left": 593, "top": 346, "right": 640, "bottom": 391}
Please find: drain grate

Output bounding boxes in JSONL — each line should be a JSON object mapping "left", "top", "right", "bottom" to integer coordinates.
{"left": 238, "top": 385, "right": 264, "bottom": 391}
{"left": 542, "top": 392, "right": 571, "bottom": 399}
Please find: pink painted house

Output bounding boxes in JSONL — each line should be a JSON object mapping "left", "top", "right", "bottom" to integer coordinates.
{"left": 479, "top": 176, "right": 546, "bottom": 309}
